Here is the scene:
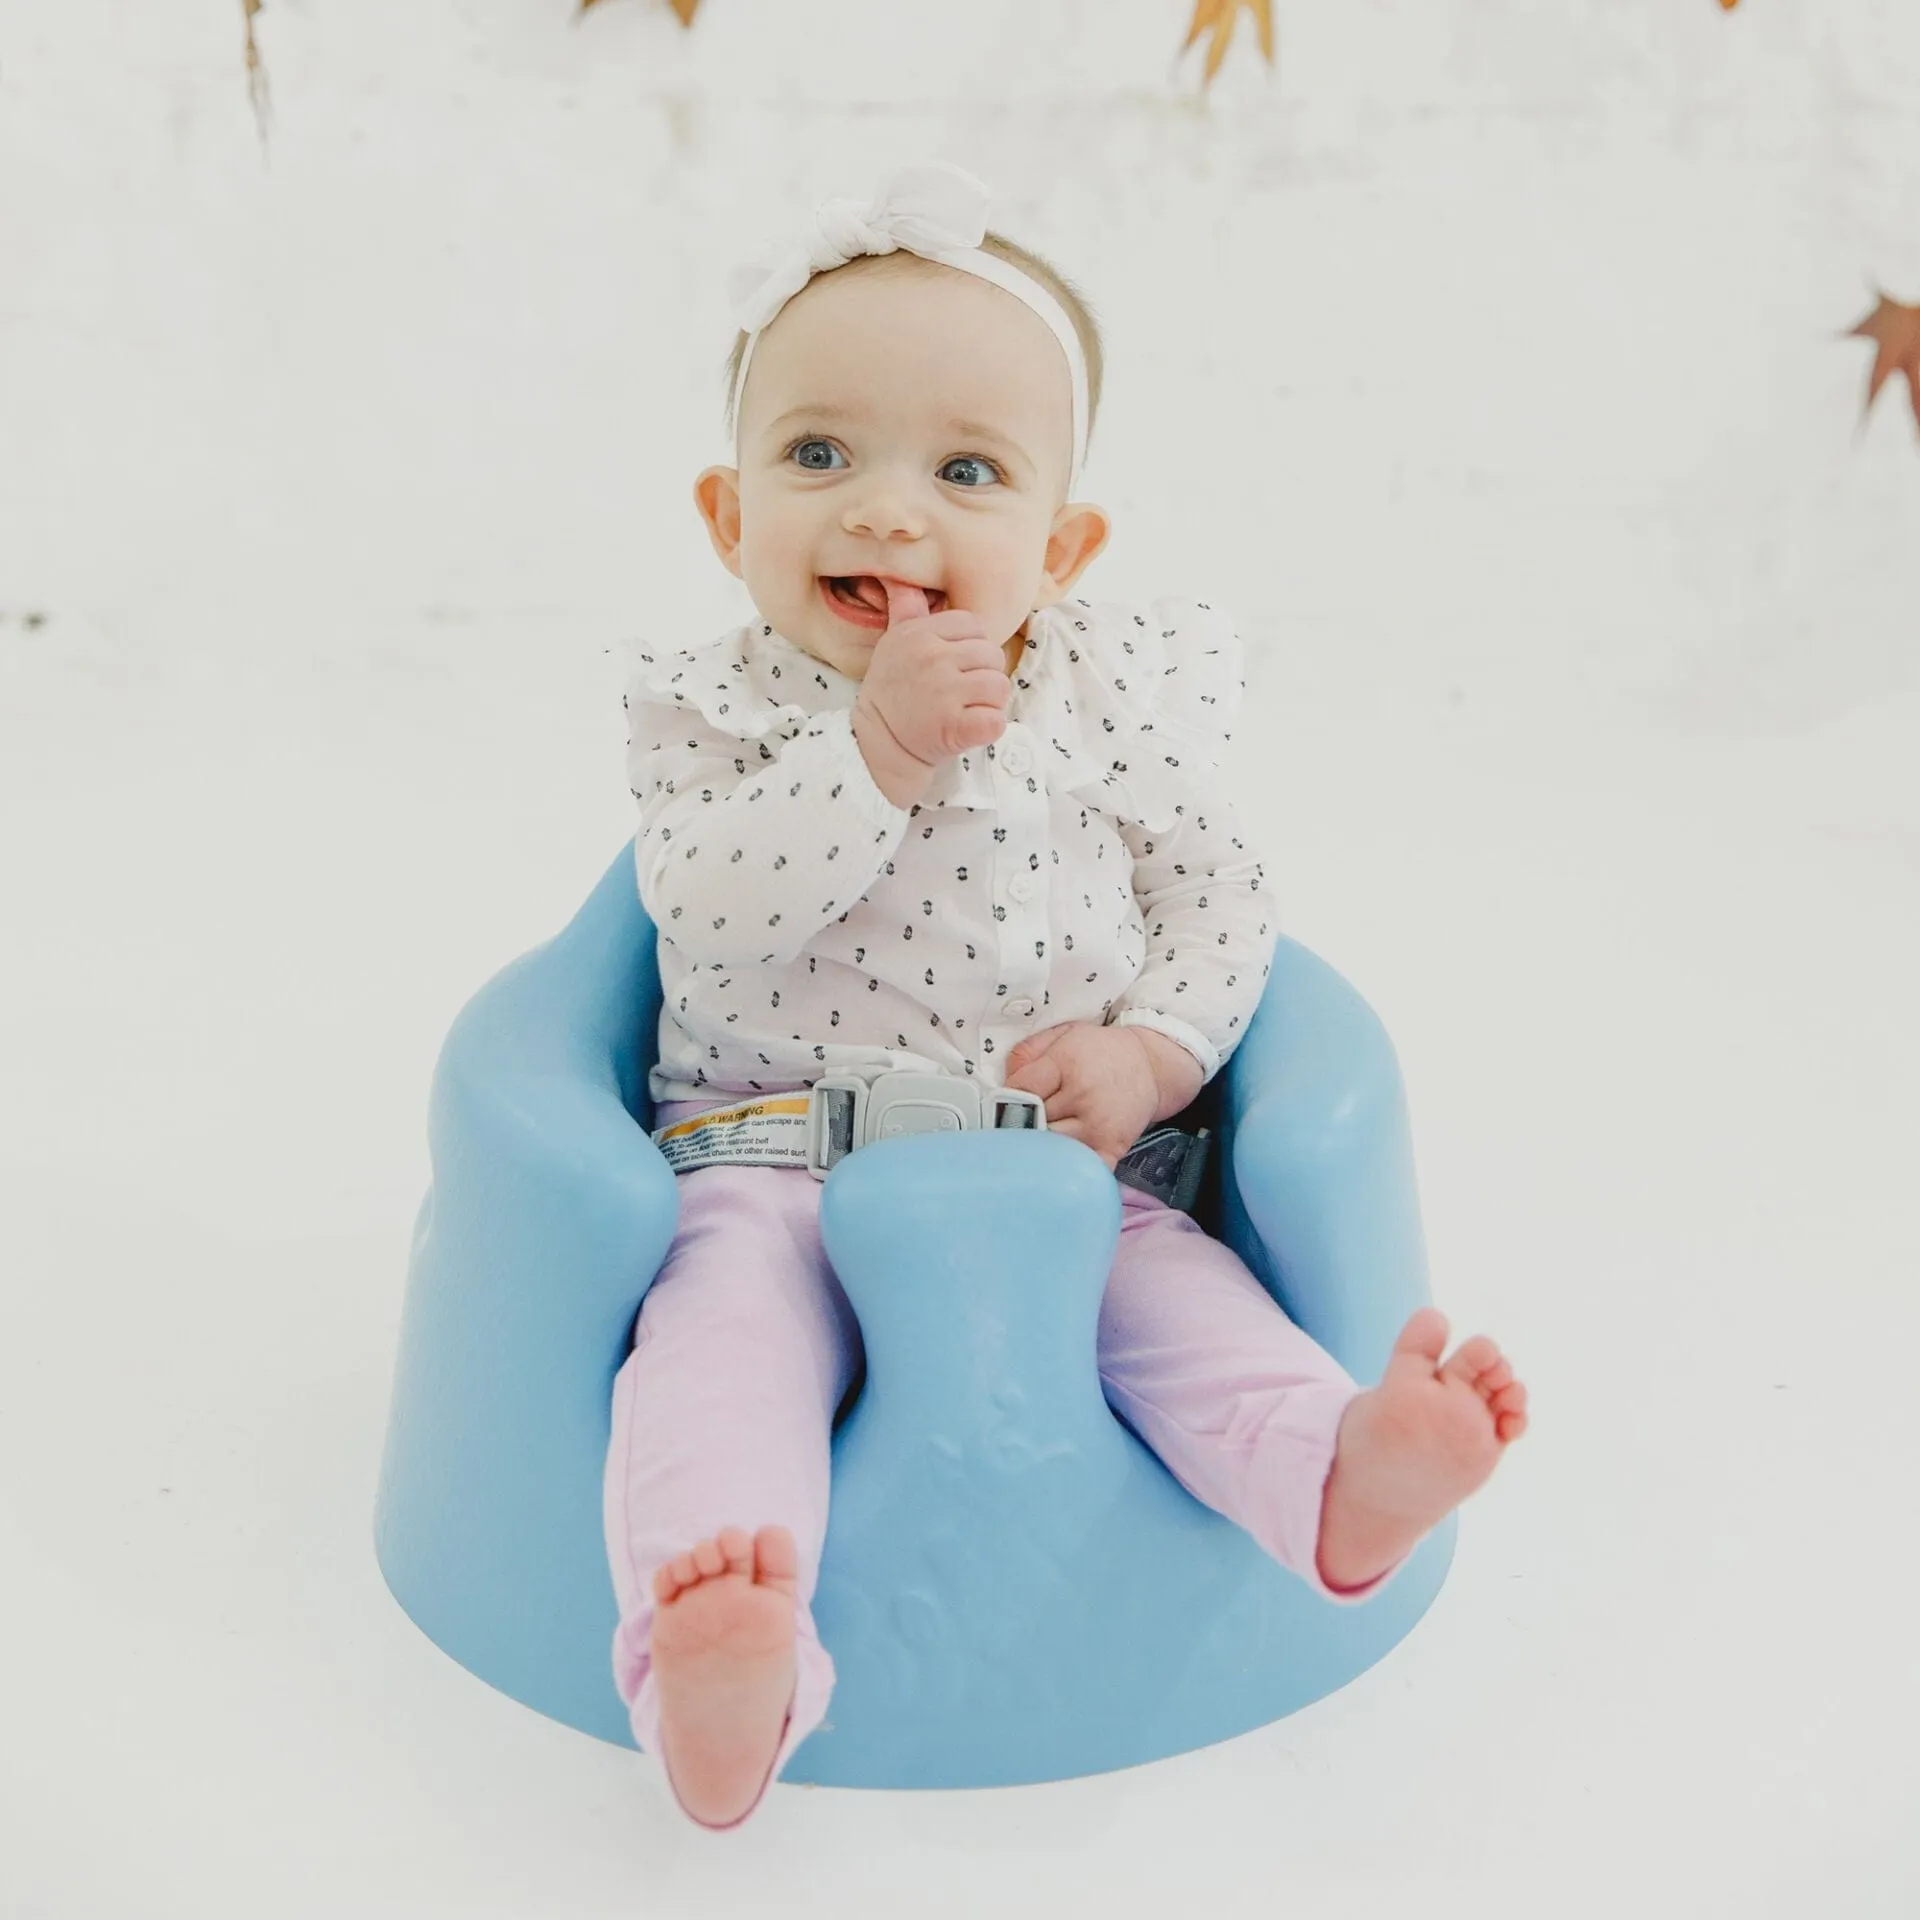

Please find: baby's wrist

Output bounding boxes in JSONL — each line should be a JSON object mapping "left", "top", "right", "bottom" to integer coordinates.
{"left": 1121, "top": 1025, "right": 1206, "bottom": 1123}
{"left": 851, "top": 697, "right": 935, "bottom": 809}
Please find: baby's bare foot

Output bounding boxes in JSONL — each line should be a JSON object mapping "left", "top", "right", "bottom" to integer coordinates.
{"left": 1316, "top": 1308, "right": 1529, "bottom": 1593}
{"left": 651, "top": 1524, "right": 799, "bottom": 1829}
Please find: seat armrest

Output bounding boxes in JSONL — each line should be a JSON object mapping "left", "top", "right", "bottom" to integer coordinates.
{"left": 405, "top": 840, "right": 676, "bottom": 1390}
{"left": 1219, "top": 938, "right": 1432, "bottom": 1385}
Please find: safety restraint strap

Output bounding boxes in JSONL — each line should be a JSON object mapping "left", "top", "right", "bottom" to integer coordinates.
{"left": 650, "top": 1093, "right": 1210, "bottom": 1214}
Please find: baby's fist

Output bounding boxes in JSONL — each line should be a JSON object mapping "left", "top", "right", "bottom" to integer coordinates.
{"left": 1003, "top": 1022, "right": 1162, "bottom": 1171}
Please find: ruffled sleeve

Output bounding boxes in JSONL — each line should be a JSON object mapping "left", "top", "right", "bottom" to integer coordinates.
{"left": 1131, "top": 594, "right": 1247, "bottom": 777}
{"left": 1026, "top": 596, "right": 1249, "bottom": 834}
{"left": 624, "top": 623, "right": 833, "bottom": 740}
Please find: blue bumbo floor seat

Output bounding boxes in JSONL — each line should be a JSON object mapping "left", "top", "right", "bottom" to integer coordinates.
{"left": 373, "top": 839, "right": 1455, "bottom": 1789}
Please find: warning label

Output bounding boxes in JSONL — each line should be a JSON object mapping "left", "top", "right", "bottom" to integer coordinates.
{"left": 651, "top": 1096, "right": 813, "bottom": 1172}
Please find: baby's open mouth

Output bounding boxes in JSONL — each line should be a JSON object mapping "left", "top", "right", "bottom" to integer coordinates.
{"left": 823, "top": 576, "right": 947, "bottom": 616}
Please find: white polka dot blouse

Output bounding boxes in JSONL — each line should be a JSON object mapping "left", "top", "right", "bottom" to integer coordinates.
{"left": 623, "top": 595, "right": 1276, "bottom": 1107}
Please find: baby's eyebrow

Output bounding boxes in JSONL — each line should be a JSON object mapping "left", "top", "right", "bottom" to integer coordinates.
{"left": 766, "top": 402, "right": 864, "bottom": 433}
{"left": 945, "top": 417, "right": 1018, "bottom": 446}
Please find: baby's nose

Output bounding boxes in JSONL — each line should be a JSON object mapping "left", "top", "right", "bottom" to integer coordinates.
{"left": 841, "top": 483, "right": 927, "bottom": 544}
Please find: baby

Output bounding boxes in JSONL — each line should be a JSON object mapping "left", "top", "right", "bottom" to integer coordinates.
{"left": 606, "top": 162, "right": 1529, "bottom": 1830}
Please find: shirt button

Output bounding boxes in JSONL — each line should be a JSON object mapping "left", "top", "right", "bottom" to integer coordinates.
{"left": 1007, "top": 873, "right": 1037, "bottom": 902}
{"left": 1007, "top": 997, "right": 1035, "bottom": 1017}
{"left": 1000, "top": 741, "right": 1032, "bottom": 776}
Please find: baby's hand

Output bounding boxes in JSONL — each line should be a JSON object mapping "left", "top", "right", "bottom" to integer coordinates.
{"left": 853, "top": 582, "right": 1011, "bottom": 771}
{"left": 1002, "top": 1022, "right": 1170, "bottom": 1171}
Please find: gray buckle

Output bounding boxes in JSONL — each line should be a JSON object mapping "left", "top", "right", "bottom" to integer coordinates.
{"left": 806, "top": 1070, "right": 1045, "bottom": 1179}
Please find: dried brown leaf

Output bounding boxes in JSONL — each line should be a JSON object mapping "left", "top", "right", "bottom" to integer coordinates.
{"left": 1848, "top": 291, "right": 1920, "bottom": 436}
{"left": 1182, "top": 0, "right": 1274, "bottom": 88}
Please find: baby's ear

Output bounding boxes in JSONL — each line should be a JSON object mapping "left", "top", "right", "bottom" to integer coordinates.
{"left": 692, "top": 466, "right": 744, "bottom": 574}
{"left": 1040, "top": 501, "right": 1110, "bottom": 600}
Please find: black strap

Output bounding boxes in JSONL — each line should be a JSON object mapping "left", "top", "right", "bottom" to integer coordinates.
{"left": 1114, "top": 1124, "right": 1211, "bottom": 1215}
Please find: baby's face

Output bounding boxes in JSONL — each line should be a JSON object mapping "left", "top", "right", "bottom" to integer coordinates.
{"left": 695, "top": 262, "right": 1108, "bottom": 681}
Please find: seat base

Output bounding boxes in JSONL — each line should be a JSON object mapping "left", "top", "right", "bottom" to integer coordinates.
{"left": 378, "top": 1127, "right": 1456, "bottom": 1791}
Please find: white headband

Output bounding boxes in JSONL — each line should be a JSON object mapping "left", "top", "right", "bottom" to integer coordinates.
{"left": 725, "top": 161, "right": 1090, "bottom": 497}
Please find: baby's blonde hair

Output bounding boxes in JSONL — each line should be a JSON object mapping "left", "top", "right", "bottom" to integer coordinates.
{"left": 721, "top": 231, "right": 1106, "bottom": 457}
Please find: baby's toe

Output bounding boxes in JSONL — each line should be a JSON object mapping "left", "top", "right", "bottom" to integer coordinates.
{"left": 715, "top": 1526, "right": 755, "bottom": 1575}
{"left": 754, "top": 1525, "right": 799, "bottom": 1590}
{"left": 1474, "top": 1355, "right": 1515, "bottom": 1396}
{"left": 1394, "top": 1308, "right": 1450, "bottom": 1365}
{"left": 1441, "top": 1334, "right": 1503, "bottom": 1389}
{"left": 653, "top": 1552, "right": 695, "bottom": 1603}
{"left": 692, "top": 1536, "right": 727, "bottom": 1579}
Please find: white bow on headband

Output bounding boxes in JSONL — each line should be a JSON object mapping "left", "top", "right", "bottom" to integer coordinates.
{"left": 725, "top": 161, "right": 992, "bottom": 335}
{"left": 724, "top": 161, "right": 1091, "bottom": 494}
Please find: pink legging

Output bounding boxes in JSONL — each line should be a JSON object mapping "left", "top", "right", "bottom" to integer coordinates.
{"left": 604, "top": 1098, "right": 1403, "bottom": 1827}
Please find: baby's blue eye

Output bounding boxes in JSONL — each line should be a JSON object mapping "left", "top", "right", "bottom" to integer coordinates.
{"left": 941, "top": 456, "right": 1002, "bottom": 488}
{"left": 790, "top": 439, "right": 846, "bottom": 471}
{"left": 784, "top": 439, "right": 1002, "bottom": 487}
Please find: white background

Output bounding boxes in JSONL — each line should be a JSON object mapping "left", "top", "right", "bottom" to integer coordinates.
{"left": 3, "top": 1, "right": 1917, "bottom": 1913}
